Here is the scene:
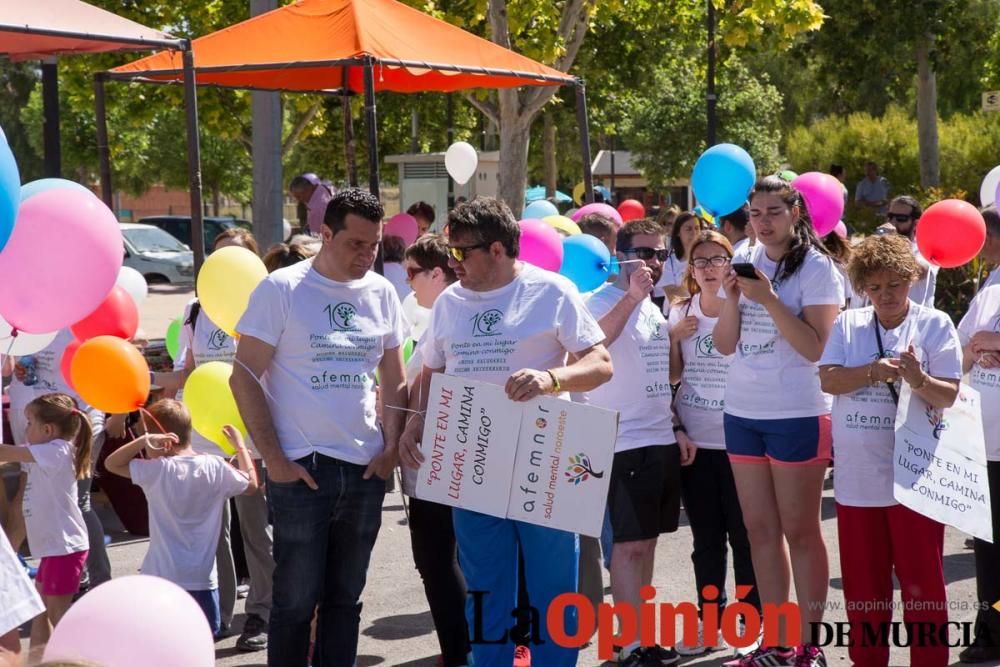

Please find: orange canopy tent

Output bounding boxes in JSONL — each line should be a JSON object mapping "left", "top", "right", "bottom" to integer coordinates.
{"left": 105, "top": 0, "right": 595, "bottom": 207}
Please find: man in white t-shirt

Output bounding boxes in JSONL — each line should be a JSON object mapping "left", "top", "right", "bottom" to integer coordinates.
{"left": 881, "top": 196, "right": 938, "bottom": 307}
{"left": 584, "top": 219, "right": 693, "bottom": 665}
{"left": 232, "top": 189, "right": 408, "bottom": 667}
{"left": 399, "top": 197, "right": 613, "bottom": 667}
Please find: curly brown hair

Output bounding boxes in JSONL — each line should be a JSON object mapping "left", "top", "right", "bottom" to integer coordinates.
{"left": 847, "top": 233, "right": 920, "bottom": 295}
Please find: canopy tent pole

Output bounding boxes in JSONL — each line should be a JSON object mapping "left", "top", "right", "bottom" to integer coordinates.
{"left": 42, "top": 59, "right": 62, "bottom": 178}
{"left": 342, "top": 67, "right": 359, "bottom": 187}
{"left": 93, "top": 73, "right": 113, "bottom": 208}
{"left": 362, "top": 56, "right": 384, "bottom": 275}
{"left": 575, "top": 79, "right": 594, "bottom": 204}
{"left": 182, "top": 42, "right": 206, "bottom": 272}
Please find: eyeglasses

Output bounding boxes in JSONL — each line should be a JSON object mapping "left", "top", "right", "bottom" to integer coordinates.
{"left": 406, "top": 266, "right": 430, "bottom": 281}
{"left": 449, "top": 243, "right": 490, "bottom": 262}
{"left": 622, "top": 247, "right": 669, "bottom": 261}
{"left": 886, "top": 213, "right": 914, "bottom": 223}
{"left": 691, "top": 256, "right": 731, "bottom": 269}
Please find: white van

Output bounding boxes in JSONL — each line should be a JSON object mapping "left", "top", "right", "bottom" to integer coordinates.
{"left": 120, "top": 223, "right": 194, "bottom": 284}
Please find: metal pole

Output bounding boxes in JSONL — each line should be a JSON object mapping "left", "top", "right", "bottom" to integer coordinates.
{"left": 182, "top": 44, "right": 206, "bottom": 273}
{"left": 609, "top": 134, "right": 616, "bottom": 204}
{"left": 575, "top": 80, "right": 594, "bottom": 204}
{"left": 446, "top": 93, "right": 455, "bottom": 209}
{"left": 343, "top": 67, "right": 358, "bottom": 187}
{"left": 93, "top": 73, "right": 113, "bottom": 209}
{"left": 41, "top": 59, "right": 61, "bottom": 178}
{"left": 362, "top": 56, "right": 383, "bottom": 276}
{"left": 706, "top": 0, "right": 717, "bottom": 147}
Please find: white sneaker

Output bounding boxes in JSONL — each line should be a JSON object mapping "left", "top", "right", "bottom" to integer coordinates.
{"left": 676, "top": 621, "right": 716, "bottom": 656}
{"left": 732, "top": 619, "right": 763, "bottom": 657}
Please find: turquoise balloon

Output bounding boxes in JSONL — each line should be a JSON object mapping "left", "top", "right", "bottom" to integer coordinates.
{"left": 20, "top": 178, "right": 93, "bottom": 203}
{"left": 0, "top": 126, "right": 19, "bottom": 254}
{"left": 691, "top": 143, "right": 756, "bottom": 218}
{"left": 523, "top": 199, "right": 559, "bottom": 220}
{"left": 559, "top": 234, "right": 612, "bottom": 292}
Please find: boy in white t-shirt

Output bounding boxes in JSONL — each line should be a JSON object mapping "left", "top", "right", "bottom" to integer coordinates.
{"left": 105, "top": 399, "right": 256, "bottom": 636}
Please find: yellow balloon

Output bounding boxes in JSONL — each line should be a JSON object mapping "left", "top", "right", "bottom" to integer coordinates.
{"left": 573, "top": 182, "right": 585, "bottom": 205}
{"left": 182, "top": 361, "right": 245, "bottom": 455}
{"left": 543, "top": 215, "right": 581, "bottom": 237}
{"left": 197, "top": 246, "right": 267, "bottom": 337}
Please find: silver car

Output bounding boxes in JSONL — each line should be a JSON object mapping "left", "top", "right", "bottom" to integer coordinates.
{"left": 120, "top": 223, "right": 194, "bottom": 284}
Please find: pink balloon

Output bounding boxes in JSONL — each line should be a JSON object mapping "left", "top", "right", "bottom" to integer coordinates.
{"left": 518, "top": 218, "right": 564, "bottom": 272}
{"left": 385, "top": 213, "right": 419, "bottom": 246}
{"left": 791, "top": 172, "right": 844, "bottom": 237}
{"left": 570, "top": 202, "right": 624, "bottom": 227}
{"left": 43, "top": 575, "right": 214, "bottom": 667}
{"left": 0, "top": 189, "right": 122, "bottom": 333}
{"left": 833, "top": 220, "right": 848, "bottom": 239}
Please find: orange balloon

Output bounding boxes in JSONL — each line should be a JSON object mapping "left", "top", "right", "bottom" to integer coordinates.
{"left": 71, "top": 336, "right": 150, "bottom": 413}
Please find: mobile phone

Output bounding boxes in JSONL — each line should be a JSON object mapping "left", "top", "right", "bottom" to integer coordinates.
{"left": 731, "top": 262, "right": 759, "bottom": 280}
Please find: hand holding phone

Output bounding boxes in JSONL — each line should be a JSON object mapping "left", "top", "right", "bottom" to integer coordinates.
{"left": 731, "top": 262, "right": 759, "bottom": 280}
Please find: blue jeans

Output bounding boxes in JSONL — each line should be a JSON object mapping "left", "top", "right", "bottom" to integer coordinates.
{"left": 266, "top": 453, "right": 386, "bottom": 667}
{"left": 188, "top": 588, "right": 221, "bottom": 636}
{"left": 453, "top": 509, "right": 580, "bottom": 667}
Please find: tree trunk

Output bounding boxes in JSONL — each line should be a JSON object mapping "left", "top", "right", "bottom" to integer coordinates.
{"left": 498, "top": 88, "right": 530, "bottom": 215}
{"left": 915, "top": 33, "right": 939, "bottom": 188}
{"left": 543, "top": 112, "right": 557, "bottom": 198}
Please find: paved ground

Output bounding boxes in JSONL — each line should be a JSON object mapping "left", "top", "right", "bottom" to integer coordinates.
{"left": 17, "top": 284, "right": 994, "bottom": 666}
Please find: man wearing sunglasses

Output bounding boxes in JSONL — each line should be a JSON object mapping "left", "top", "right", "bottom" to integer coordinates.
{"left": 582, "top": 218, "right": 691, "bottom": 666}
{"left": 399, "top": 197, "right": 613, "bottom": 667}
{"left": 881, "top": 195, "right": 938, "bottom": 307}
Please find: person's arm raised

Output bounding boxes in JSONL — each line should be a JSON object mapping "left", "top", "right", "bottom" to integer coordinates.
{"left": 230, "top": 335, "right": 317, "bottom": 490}
{"left": 712, "top": 271, "right": 742, "bottom": 356}
{"left": 597, "top": 267, "right": 653, "bottom": 347}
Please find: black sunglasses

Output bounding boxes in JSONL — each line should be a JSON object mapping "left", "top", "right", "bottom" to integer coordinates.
{"left": 623, "top": 247, "right": 669, "bottom": 261}
{"left": 886, "top": 213, "right": 915, "bottom": 223}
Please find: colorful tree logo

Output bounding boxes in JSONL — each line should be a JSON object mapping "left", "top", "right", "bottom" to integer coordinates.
{"left": 564, "top": 453, "right": 605, "bottom": 485}
{"left": 925, "top": 406, "right": 949, "bottom": 440}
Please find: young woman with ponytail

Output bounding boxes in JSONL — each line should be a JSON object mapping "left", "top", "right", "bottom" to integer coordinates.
{"left": 713, "top": 176, "right": 844, "bottom": 667}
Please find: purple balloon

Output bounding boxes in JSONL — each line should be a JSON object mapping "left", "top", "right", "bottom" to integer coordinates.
{"left": 570, "top": 202, "right": 624, "bottom": 227}
{"left": 791, "top": 172, "right": 844, "bottom": 237}
{"left": 518, "top": 218, "right": 564, "bottom": 272}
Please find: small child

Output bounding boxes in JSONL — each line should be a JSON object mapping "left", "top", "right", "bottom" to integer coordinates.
{"left": 104, "top": 399, "right": 257, "bottom": 635}
{"left": 0, "top": 392, "right": 92, "bottom": 647}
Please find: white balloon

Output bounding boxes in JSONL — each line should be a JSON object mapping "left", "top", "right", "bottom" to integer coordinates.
{"left": 116, "top": 266, "right": 148, "bottom": 307}
{"left": 980, "top": 165, "right": 1000, "bottom": 208}
{"left": 0, "top": 317, "right": 58, "bottom": 356}
{"left": 445, "top": 141, "right": 478, "bottom": 185}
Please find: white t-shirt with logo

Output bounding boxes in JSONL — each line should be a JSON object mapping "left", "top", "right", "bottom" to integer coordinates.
{"left": 584, "top": 285, "right": 674, "bottom": 453}
{"left": 130, "top": 455, "right": 248, "bottom": 590}
{"left": 820, "top": 303, "right": 962, "bottom": 506}
{"left": 422, "top": 264, "right": 605, "bottom": 388}
{"left": 22, "top": 439, "right": 89, "bottom": 557}
{"left": 724, "top": 244, "right": 843, "bottom": 419}
{"left": 958, "top": 285, "right": 1000, "bottom": 461}
{"left": 668, "top": 295, "right": 730, "bottom": 450}
{"left": 237, "top": 260, "right": 406, "bottom": 465}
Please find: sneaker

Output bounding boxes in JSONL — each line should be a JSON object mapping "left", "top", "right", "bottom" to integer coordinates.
{"left": 723, "top": 646, "right": 796, "bottom": 666}
{"left": 235, "top": 613, "right": 268, "bottom": 652}
{"left": 513, "top": 644, "right": 531, "bottom": 667}
{"left": 732, "top": 619, "right": 763, "bottom": 657}
{"left": 645, "top": 645, "right": 680, "bottom": 665}
{"left": 676, "top": 621, "right": 714, "bottom": 656}
{"left": 793, "top": 644, "right": 826, "bottom": 667}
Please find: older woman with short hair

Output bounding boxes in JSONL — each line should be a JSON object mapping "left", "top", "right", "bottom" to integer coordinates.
{"left": 819, "top": 233, "right": 962, "bottom": 667}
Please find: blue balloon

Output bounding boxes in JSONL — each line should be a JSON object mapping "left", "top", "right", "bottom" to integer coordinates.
{"left": 0, "top": 127, "right": 19, "bottom": 254}
{"left": 523, "top": 199, "right": 559, "bottom": 220}
{"left": 559, "top": 234, "right": 612, "bottom": 293}
{"left": 691, "top": 143, "right": 756, "bottom": 217}
{"left": 20, "top": 178, "right": 93, "bottom": 203}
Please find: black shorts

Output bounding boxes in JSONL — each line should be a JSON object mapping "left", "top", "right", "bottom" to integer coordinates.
{"left": 608, "top": 444, "right": 681, "bottom": 543}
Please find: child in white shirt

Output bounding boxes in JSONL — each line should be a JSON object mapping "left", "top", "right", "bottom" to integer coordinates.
{"left": 105, "top": 399, "right": 257, "bottom": 636}
{"left": 0, "top": 392, "right": 92, "bottom": 648}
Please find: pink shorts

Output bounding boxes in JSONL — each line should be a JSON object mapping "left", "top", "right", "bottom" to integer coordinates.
{"left": 36, "top": 550, "right": 89, "bottom": 596}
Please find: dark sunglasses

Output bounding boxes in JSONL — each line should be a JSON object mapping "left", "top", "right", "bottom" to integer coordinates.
{"left": 886, "top": 213, "right": 915, "bottom": 223}
{"left": 623, "top": 247, "right": 669, "bottom": 261}
{"left": 406, "top": 266, "right": 430, "bottom": 281}
{"left": 691, "top": 256, "right": 731, "bottom": 269}
{"left": 448, "top": 243, "right": 490, "bottom": 262}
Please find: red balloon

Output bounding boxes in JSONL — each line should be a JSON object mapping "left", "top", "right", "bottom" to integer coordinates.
{"left": 60, "top": 338, "right": 82, "bottom": 390}
{"left": 70, "top": 285, "right": 139, "bottom": 341}
{"left": 618, "top": 199, "right": 646, "bottom": 222}
{"left": 915, "top": 199, "right": 986, "bottom": 268}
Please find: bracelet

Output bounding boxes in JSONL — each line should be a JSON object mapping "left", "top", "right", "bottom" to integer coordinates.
{"left": 673, "top": 425, "right": 687, "bottom": 434}
{"left": 912, "top": 372, "right": 929, "bottom": 390}
{"left": 866, "top": 362, "right": 875, "bottom": 386}
{"left": 546, "top": 369, "right": 562, "bottom": 394}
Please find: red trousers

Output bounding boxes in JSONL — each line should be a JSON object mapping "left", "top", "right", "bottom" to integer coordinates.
{"left": 836, "top": 503, "right": 948, "bottom": 667}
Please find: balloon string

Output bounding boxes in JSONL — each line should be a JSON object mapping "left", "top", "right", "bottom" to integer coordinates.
{"left": 232, "top": 357, "right": 316, "bottom": 451}
{"left": 138, "top": 407, "right": 170, "bottom": 450}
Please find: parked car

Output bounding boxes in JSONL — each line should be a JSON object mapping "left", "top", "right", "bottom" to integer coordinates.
{"left": 137, "top": 215, "right": 251, "bottom": 255}
{"left": 120, "top": 223, "right": 194, "bottom": 284}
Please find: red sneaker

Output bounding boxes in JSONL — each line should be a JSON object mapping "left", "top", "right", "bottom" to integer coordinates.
{"left": 513, "top": 644, "right": 531, "bottom": 667}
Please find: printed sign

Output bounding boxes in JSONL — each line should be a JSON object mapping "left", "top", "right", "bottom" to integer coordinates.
{"left": 893, "top": 383, "right": 993, "bottom": 542}
{"left": 415, "top": 374, "right": 618, "bottom": 537}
